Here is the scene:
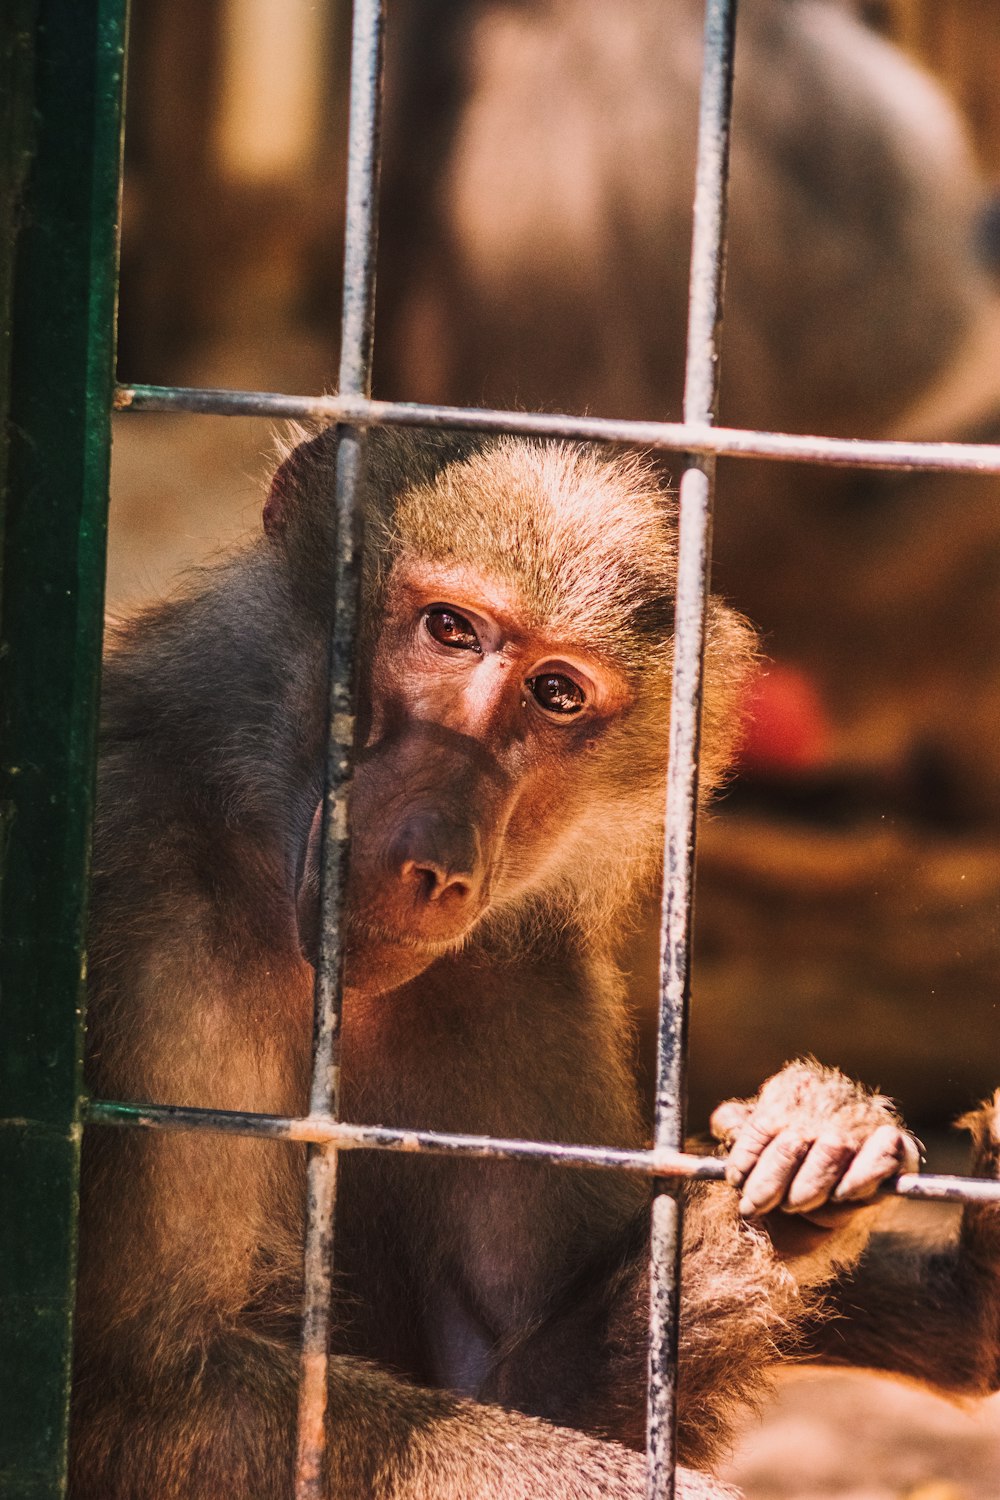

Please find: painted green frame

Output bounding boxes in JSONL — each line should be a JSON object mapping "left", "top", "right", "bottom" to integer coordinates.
{"left": 0, "top": 3, "right": 127, "bottom": 1496}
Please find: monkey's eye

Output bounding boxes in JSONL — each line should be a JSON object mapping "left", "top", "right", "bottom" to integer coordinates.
{"left": 527, "top": 673, "right": 586, "bottom": 716}
{"left": 424, "top": 607, "right": 482, "bottom": 653}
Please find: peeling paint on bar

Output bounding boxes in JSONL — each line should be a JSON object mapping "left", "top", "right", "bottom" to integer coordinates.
{"left": 296, "top": 1351, "right": 328, "bottom": 1493}
{"left": 293, "top": 3, "right": 385, "bottom": 1497}
{"left": 81, "top": 1098, "right": 1000, "bottom": 1206}
{"left": 84, "top": 1096, "right": 724, "bottom": 1174}
{"left": 113, "top": 383, "right": 1000, "bottom": 476}
{"left": 325, "top": 790, "right": 349, "bottom": 843}
{"left": 296, "top": 1145, "right": 338, "bottom": 1498}
{"left": 649, "top": 4, "right": 738, "bottom": 1496}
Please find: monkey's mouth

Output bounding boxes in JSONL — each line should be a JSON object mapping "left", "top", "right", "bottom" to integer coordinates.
{"left": 344, "top": 919, "right": 464, "bottom": 994}
{"left": 346, "top": 915, "right": 461, "bottom": 954}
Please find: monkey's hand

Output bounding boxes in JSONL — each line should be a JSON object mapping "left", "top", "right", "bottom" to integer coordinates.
{"left": 788, "top": 1090, "right": 1000, "bottom": 1392}
{"left": 710, "top": 1059, "right": 919, "bottom": 1286}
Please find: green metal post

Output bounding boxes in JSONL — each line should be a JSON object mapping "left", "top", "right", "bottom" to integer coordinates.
{"left": 0, "top": 3, "right": 127, "bottom": 1497}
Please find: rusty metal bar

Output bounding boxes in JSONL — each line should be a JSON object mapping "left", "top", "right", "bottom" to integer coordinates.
{"left": 294, "top": 3, "right": 384, "bottom": 1496}
{"left": 82, "top": 1097, "right": 1000, "bottom": 1207}
{"left": 648, "top": 3, "right": 738, "bottom": 1497}
{"left": 113, "top": 382, "right": 1000, "bottom": 475}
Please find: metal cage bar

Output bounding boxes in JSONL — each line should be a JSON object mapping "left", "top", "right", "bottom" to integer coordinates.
{"left": 294, "top": 3, "right": 385, "bottom": 1496}
{"left": 113, "top": 383, "right": 1000, "bottom": 475}
{"left": 648, "top": 4, "right": 738, "bottom": 1494}
{"left": 83, "top": 1096, "right": 1000, "bottom": 1207}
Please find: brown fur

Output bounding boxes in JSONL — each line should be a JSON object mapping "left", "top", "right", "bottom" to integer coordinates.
{"left": 802, "top": 1090, "right": 1000, "bottom": 1395}
{"left": 72, "top": 430, "right": 1000, "bottom": 1499}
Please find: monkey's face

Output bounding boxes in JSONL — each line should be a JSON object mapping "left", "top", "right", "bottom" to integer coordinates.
{"left": 289, "top": 436, "right": 754, "bottom": 995}
{"left": 338, "top": 557, "right": 649, "bottom": 993}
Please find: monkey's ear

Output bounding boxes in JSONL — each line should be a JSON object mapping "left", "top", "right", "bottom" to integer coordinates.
{"left": 263, "top": 428, "right": 337, "bottom": 540}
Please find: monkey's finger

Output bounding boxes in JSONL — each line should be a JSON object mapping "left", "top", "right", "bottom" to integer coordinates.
{"left": 832, "top": 1125, "right": 921, "bottom": 1202}
{"left": 737, "top": 1129, "right": 812, "bottom": 1216}
{"left": 722, "top": 1115, "right": 779, "bottom": 1188}
{"left": 710, "top": 1100, "right": 751, "bottom": 1143}
{"left": 782, "top": 1132, "right": 857, "bottom": 1213}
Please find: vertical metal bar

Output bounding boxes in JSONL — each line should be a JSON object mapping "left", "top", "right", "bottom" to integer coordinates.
{"left": 294, "top": 2, "right": 384, "bottom": 1496}
{"left": 647, "top": 3, "right": 738, "bottom": 1497}
{"left": 0, "top": 2, "right": 127, "bottom": 1497}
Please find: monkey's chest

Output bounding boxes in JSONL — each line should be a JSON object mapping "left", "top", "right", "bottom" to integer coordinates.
{"left": 422, "top": 1280, "right": 497, "bottom": 1397}
{"left": 333, "top": 1150, "right": 573, "bottom": 1383}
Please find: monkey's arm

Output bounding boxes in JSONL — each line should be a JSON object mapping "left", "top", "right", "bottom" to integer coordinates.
{"left": 483, "top": 1060, "right": 918, "bottom": 1466}
{"left": 795, "top": 1090, "right": 1000, "bottom": 1395}
{"left": 336, "top": 1365, "right": 741, "bottom": 1500}
{"left": 72, "top": 1329, "right": 739, "bottom": 1500}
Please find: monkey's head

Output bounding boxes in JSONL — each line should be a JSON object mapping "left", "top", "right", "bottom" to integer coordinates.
{"left": 268, "top": 429, "right": 756, "bottom": 995}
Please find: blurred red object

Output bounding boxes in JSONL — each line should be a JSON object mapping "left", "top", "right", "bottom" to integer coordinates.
{"left": 738, "top": 662, "right": 833, "bottom": 775}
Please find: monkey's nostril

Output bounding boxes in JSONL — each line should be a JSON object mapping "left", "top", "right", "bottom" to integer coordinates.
{"left": 401, "top": 859, "right": 474, "bottom": 904}
{"left": 391, "top": 813, "right": 482, "bottom": 908}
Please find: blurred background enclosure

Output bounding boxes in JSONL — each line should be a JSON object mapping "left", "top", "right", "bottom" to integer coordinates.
{"left": 863, "top": 0, "right": 1000, "bottom": 169}
{"left": 109, "top": 2, "right": 1000, "bottom": 1493}
{"left": 117, "top": 0, "right": 1000, "bottom": 382}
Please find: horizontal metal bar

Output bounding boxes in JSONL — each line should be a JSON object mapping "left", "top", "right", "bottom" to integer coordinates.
{"left": 84, "top": 1097, "right": 723, "bottom": 1177}
{"left": 113, "top": 384, "right": 1000, "bottom": 475}
{"left": 81, "top": 1098, "right": 1000, "bottom": 1206}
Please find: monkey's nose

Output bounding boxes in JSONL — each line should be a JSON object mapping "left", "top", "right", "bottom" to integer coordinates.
{"left": 391, "top": 814, "right": 482, "bottom": 906}
{"left": 401, "top": 859, "right": 474, "bottom": 904}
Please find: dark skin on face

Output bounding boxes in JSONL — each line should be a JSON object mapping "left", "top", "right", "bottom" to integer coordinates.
{"left": 302, "top": 560, "right": 635, "bottom": 991}
{"left": 73, "top": 429, "right": 1000, "bottom": 1500}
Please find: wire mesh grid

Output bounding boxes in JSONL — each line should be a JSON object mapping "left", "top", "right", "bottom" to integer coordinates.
{"left": 91, "top": 1, "right": 1000, "bottom": 1498}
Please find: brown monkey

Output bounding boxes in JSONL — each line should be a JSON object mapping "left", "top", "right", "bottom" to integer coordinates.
{"left": 72, "top": 428, "right": 1000, "bottom": 1499}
